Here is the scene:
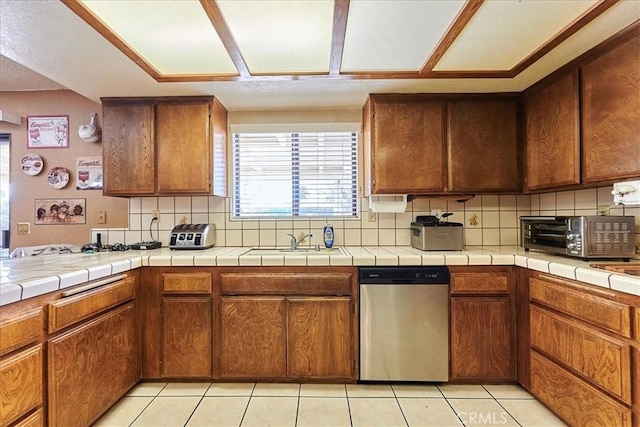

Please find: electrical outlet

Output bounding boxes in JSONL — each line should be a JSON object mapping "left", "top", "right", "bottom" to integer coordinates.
{"left": 97, "top": 211, "right": 106, "bottom": 224}
{"left": 367, "top": 211, "right": 377, "bottom": 222}
{"left": 152, "top": 210, "right": 160, "bottom": 222}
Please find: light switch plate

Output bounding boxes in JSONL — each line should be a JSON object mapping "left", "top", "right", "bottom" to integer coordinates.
{"left": 17, "top": 222, "right": 30, "bottom": 235}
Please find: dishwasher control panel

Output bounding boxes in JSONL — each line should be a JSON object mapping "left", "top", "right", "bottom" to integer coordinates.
{"left": 359, "top": 266, "right": 450, "bottom": 284}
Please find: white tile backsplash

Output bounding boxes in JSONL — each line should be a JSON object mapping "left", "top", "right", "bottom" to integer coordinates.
{"left": 95, "top": 186, "right": 638, "bottom": 256}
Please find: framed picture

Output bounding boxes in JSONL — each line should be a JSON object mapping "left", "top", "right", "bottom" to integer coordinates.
{"left": 35, "top": 198, "right": 86, "bottom": 224}
{"left": 27, "top": 116, "right": 69, "bottom": 148}
{"left": 76, "top": 157, "right": 103, "bottom": 190}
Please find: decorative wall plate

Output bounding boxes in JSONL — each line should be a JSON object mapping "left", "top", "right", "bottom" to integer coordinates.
{"left": 47, "top": 166, "right": 70, "bottom": 189}
{"left": 21, "top": 153, "right": 44, "bottom": 176}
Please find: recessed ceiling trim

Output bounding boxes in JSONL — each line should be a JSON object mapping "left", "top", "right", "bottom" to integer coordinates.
{"left": 61, "top": 0, "right": 163, "bottom": 80}
{"left": 200, "top": 0, "right": 247, "bottom": 78}
{"left": 510, "top": 0, "right": 619, "bottom": 76}
{"left": 420, "top": 0, "right": 485, "bottom": 74}
{"left": 330, "top": 0, "right": 349, "bottom": 75}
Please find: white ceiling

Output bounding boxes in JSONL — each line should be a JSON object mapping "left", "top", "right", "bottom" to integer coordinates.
{"left": 0, "top": 0, "right": 639, "bottom": 111}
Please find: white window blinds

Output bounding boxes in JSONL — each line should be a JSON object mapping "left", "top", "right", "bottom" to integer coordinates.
{"left": 232, "top": 131, "right": 358, "bottom": 218}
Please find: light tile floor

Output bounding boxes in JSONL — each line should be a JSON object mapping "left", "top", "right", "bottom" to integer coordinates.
{"left": 94, "top": 382, "right": 567, "bottom": 427}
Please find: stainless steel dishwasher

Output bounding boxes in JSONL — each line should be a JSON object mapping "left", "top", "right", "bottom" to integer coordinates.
{"left": 359, "top": 266, "right": 449, "bottom": 382}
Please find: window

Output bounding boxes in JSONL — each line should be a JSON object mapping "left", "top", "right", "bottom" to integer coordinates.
{"left": 232, "top": 131, "right": 358, "bottom": 218}
{"left": 0, "top": 134, "right": 9, "bottom": 255}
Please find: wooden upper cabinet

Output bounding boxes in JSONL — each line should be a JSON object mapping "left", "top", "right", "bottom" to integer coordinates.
{"left": 525, "top": 71, "right": 580, "bottom": 191}
{"left": 102, "top": 96, "right": 227, "bottom": 196}
{"left": 582, "top": 34, "right": 640, "bottom": 184}
{"left": 156, "top": 101, "right": 212, "bottom": 194}
{"left": 447, "top": 99, "right": 519, "bottom": 193}
{"left": 102, "top": 102, "right": 155, "bottom": 195}
{"left": 364, "top": 96, "right": 445, "bottom": 194}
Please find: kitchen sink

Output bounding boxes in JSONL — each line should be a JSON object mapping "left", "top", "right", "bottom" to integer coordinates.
{"left": 246, "top": 247, "right": 345, "bottom": 256}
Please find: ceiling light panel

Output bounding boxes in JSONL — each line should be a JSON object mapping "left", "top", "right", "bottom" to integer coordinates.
{"left": 81, "top": 0, "right": 237, "bottom": 75}
{"left": 217, "top": 0, "right": 333, "bottom": 74}
{"left": 434, "top": 0, "right": 598, "bottom": 71}
{"left": 341, "top": 0, "right": 466, "bottom": 72}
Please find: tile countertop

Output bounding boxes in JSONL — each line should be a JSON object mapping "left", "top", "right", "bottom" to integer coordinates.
{"left": 1, "top": 246, "right": 638, "bottom": 306}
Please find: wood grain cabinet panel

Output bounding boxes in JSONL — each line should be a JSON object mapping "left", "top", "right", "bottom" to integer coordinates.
{"left": 156, "top": 101, "right": 212, "bottom": 194}
{"left": 48, "top": 276, "right": 136, "bottom": 333}
{"left": 364, "top": 96, "right": 445, "bottom": 194}
{"left": 161, "top": 297, "right": 212, "bottom": 378}
{"left": 220, "top": 297, "right": 287, "bottom": 379}
{"left": 48, "top": 303, "right": 137, "bottom": 427}
{"left": 450, "top": 270, "right": 510, "bottom": 295}
{"left": 531, "top": 306, "right": 632, "bottom": 404}
{"left": 447, "top": 99, "right": 519, "bottom": 193}
{"left": 582, "top": 34, "right": 640, "bottom": 183}
{"left": 0, "top": 344, "right": 43, "bottom": 427}
{"left": 220, "top": 271, "right": 353, "bottom": 295}
{"left": 0, "top": 308, "right": 43, "bottom": 357}
{"left": 531, "top": 351, "right": 633, "bottom": 426}
{"left": 162, "top": 272, "right": 212, "bottom": 294}
{"left": 288, "top": 297, "right": 353, "bottom": 379}
{"left": 450, "top": 297, "right": 514, "bottom": 381}
{"left": 530, "top": 277, "right": 632, "bottom": 337}
{"left": 102, "top": 102, "right": 155, "bottom": 195}
{"left": 524, "top": 71, "right": 580, "bottom": 190}
{"left": 13, "top": 407, "right": 44, "bottom": 427}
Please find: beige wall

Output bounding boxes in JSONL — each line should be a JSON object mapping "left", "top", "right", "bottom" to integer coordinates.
{"left": 0, "top": 90, "right": 128, "bottom": 250}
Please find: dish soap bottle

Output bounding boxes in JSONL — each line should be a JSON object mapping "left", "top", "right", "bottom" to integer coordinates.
{"left": 323, "top": 223, "right": 334, "bottom": 248}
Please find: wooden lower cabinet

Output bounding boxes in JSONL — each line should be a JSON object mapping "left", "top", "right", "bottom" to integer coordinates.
{"left": 531, "top": 351, "right": 633, "bottom": 426}
{"left": 48, "top": 303, "right": 137, "bottom": 427}
{"left": 161, "top": 297, "right": 212, "bottom": 378}
{"left": 449, "top": 267, "right": 515, "bottom": 382}
{"left": 288, "top": 297, "right": 353, "bottom": 379}
{"left": 220, "top": 297, "right": 286, "bottom": 378}
{"left": 0, "top": 344, "right": 43, "bottom": 426}
{"left": 450, "top": 297, "right": 514, "bottom": 381}
{"left": 13, "top": 407, "right": 45, "bottom": 427}
{"left": 219, "top": 295, "right": 355, "bottom": 380}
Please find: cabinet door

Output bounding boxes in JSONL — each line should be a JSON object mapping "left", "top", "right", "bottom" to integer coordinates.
{"left": 582, "top": 35, "right": 640, "bottom": 183}
{"left": 287, "top": 297, "right": 354, "bottom": 379}
{"left": 0, "top": 344, "right": 43, "bottom": 426}
{"left": 369, "top": 100, "right": 445, "bottom": 193}
{"left": 161, "top": 297, "right": 212, "bottom": 378}
{"left": 48, "top": 303, "right": 137, "bottom": 427}
{"left": 220, "top": 297, "right": 286, "bottom": 378}
{"left": 156, "top": 101, "right": 211, "bottom": 194}
{"left": 447, "top": 100, "right": 519, "bottom": 192}
{"left": 525, "top": 71, "right": 580, "bottom": 190}
{"left": 102, "top": 103, "right": 155, "bottom": 195}
{"left": 450, "top": 297, "right": 514, "bottom": 381}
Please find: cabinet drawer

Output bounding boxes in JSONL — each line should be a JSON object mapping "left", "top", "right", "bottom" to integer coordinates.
{"left": 0, "top": 344, "right": 43, "bottom": 426}
{"left": 531, "top": 351, "right": 632, "bottom": 426}
{"left": 0, "top": 308, "right": 43, "bottom": 357}
{"left": 162, "top": 272, "right": 212, "bottom": 293}
{"left": 221, "top": 272, "right": 352, "bottom": 295}
{"left": 451, "top": 271, "right": 510, "bottom": 294}
{"left": 14, "top": 407, "right": 44, "bottom": 427}
{"left": 530, "top": 277, "right": 631, "bottom": 337}
{"left": 531, "top": 305, "right": 632, "bottom": 404}
{"left": 48, "top": 276, "right": 136, "bottom": 333}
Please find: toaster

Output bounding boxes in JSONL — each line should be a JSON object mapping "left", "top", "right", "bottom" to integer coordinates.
{"left": 410, "top": 215, "right": 463, "bottom": 251}
{"left": 169, "top": 224, "right": 216, "bottom": 250}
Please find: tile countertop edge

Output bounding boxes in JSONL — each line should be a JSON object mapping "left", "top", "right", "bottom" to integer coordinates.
{"left": 1, "top": 247, "right": 639, "bottom": 304}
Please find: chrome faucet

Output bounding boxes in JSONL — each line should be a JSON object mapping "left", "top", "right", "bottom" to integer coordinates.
{"left": 286, "top": 232, "right": 313, "bottom": 250}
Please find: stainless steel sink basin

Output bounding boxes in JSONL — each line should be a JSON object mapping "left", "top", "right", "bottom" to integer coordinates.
{"left": 246, "top": 247, "right": 344, "bottom": 256}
